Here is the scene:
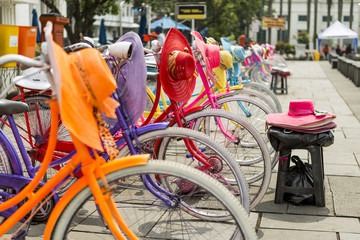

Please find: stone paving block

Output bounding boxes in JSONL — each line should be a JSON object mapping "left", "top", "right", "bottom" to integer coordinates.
{"left": 323, "top": 151, "right": 357, "bottom": 165}
{"left": 5, "top": 223, "right": 45, "bottom": 239}
{"left": 331, "top": 104, "right": 354, "bottom": 115}
{"left": 324, "top": 163, "right": 360, "bottom": 177}
{"left": 342, "top": 127, "right": 360, "bottom": 138}
{"left": 287, "top": 176, "right": 334, "bottom": 216}
{"left": 253, "top": 173, "right": 287, "bottom": 214}
{"left": 258, "top": 228, "right": 337, "bottom": 240}
{"left": 327, "top": 130, "right": 346, "bottom": 141}
{"left": 339, "top": 232, "right": 360, "bottom": 240}
{"left": 354, "top": 153, "right": 360, "bottom": 166}
{"left": 261, "top": 213, "right": 360, "bottom": 233}
{"left": 335, "top": 115, "right": 360, "bottom": 128}
{"left": 61, "top": 232, "right": 113, "bottom": 239}
{"left": 324, "top": 138, "right": 360, "bottom": 154}
{"left": 328, "top": 176, "right": 360, "bottom": 217}
{"left": 249, "top": 212, "right": 259, "bottom": 229}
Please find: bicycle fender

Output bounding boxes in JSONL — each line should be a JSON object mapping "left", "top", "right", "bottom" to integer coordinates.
{"left": 43, "top": 154, "right": 149, "bottom": 240}
{"left": 136, "top": 122, "right": 169, "bottom": 135}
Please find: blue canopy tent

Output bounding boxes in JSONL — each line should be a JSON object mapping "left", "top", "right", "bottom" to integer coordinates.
{"left": 318, "top": 20, "right": 358, "bottom": 54}
{"left": 150, "top": 16, "right": 190, "bottom": 31}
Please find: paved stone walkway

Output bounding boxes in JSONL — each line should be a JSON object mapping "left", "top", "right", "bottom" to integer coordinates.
{"left": 3, "top": 60, "right": 360, "bottom": 239}
{"left": 252, "top": 60, "right": 360, "bottom": 240}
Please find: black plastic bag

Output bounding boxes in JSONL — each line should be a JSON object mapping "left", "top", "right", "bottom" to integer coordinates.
{"left": 284, "top": 155, "right": 315, "bottom": 205}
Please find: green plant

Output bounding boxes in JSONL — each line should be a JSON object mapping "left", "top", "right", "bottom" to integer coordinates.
{"left": 295, "top": 30, "right": 309, "bottom": 44}
{"left": 284, "top": 43, "right": 295, "bottom": 54}
{"left": 275, "top": 41, "right": 285, "bottom": 53}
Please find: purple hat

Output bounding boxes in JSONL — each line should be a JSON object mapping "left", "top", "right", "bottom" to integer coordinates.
{"left": 112, "top": 32, "right": 147, "bottom": 124}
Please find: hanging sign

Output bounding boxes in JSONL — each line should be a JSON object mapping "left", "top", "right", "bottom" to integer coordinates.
{"left": 177, "top": 3, "right": 206, "bottom": 19}
{"left": 262, "top": 17, "right": 285, "bottom": 29}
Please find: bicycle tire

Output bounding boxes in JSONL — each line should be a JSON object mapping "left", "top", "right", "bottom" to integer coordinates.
{"left": 50, "top": 160, "right": 257, "bottom": 239}
{"left": 117, "top": 127, "right": 250, "bottom": 214}
{"left": 242, "top": 82, "right": 282, "bottom": 113}
{"left": 206, "top": 95, "right": 279, "bottom": 169}
{"left": 250, "top": 63, "right": 272, "bottom": 85}
{"left": 232, "top": 88, "right": 278, "bottom": 113}
{"left": 170, "top": 109, "right": 271, "bottom": 209}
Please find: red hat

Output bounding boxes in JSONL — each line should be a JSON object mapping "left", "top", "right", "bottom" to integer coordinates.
{"left": 267, "top": 99, "right": 336, "bottom": 129}
{"left": 160, "top": 28, "right": 196, "bottom": 103}
{"left": 191, "top": 31, "right": 220, "bottom": 85}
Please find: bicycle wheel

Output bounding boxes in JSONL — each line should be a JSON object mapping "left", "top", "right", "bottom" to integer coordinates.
{"left": 250, "top": 63, "right": 272, "bottom": 85}
{"left": 0, "top": 93, "right": 73, "bottom": 175}
{"left": 232, "top": 88, "right": 278, "bottom": 113}
{"left": 117, "top": 127, "right": 250, "bottom": 213}
{"left": 242, "top": 82, "right": 282, "bottom": 113}
{"left": 50, "top": 160, "right": 257, "bottom": 239}
{"left": 175, "top": 109, "right": 271, "bottom": 209}
{"left": 0, "top": 93, "right": 73, "bottom": 221}
{"left": 207, "top": 94, "right": 279, "bottom": 169}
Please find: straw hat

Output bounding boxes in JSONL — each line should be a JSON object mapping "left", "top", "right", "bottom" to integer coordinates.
{"left": 159, "top": 28, "right": 196, "bottom": 103}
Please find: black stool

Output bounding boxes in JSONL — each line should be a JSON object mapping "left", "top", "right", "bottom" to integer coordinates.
{"left": 270, "top": 71, "right": 290, "bottom": 94}
{"left": 267, "top": 127, "right": 334, "bottom": 207}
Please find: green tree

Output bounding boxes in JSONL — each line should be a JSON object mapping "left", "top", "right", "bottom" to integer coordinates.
{"left": 131, "top": 0, "right": 261, "bottom": 40}
{"left": 41, "top": 0, "right": 119, "bottom": 43}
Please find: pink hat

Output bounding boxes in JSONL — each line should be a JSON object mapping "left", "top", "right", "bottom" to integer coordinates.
{"left": 266, "top": 99, "right": 336, "bottom": 129}
{"left": 191, "top": 31, "right": 220, "bottom": 84}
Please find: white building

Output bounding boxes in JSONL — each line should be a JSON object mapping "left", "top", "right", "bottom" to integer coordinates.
{"left": 0, "top": 0, "right": 66, "bottom": 26}
{"left": 249, "top": 0, "right": 360, "bottom": 49}
{"left": 93, "top": 1, "right": 139, "bottom": 43}
{"left": 0, "top": 0, "right": 137, "bottom": 43}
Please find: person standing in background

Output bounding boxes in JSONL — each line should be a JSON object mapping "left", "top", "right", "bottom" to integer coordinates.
{"left": 155, "top": 26, "right": 165, "bottom": 46}
{"left": 322, "top": 44, "right": 329, "bottom": 59}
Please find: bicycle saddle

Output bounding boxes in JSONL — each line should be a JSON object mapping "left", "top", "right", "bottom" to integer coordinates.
{"left": 0, "top": 99, "right": 28, "bottom": 115}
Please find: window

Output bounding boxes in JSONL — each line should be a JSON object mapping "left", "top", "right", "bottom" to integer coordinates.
{"left": 277, "top": 29, "right": 288, "bottom": 42}
{"left": 322, "top": 16, "right": 332, "bottom": 22}
{"left": 343, "top": 16, "right": 351, "bottom": 22}
{"left": 298, "top": 15, "right": 307, "bottom": 21}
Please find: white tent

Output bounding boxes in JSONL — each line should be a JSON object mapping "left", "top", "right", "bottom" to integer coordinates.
{"left": 318, "top": 20, "right": 358, "bottom": 53}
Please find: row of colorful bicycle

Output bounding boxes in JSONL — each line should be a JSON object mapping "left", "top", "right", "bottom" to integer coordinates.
{"left": 0, "top": 22, "right": 285, "bottom": 239}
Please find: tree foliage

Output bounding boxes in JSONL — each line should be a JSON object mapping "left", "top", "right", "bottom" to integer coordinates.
{"left": 131, "top": 0, "right": 261, "bottom": 40}
{"left": 41, "top": 0, "right": 119, "bottom": 43}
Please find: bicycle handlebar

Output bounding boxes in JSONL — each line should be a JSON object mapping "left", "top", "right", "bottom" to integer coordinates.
{"left": 0, "top": 54, "right": 44, "bottom": 68}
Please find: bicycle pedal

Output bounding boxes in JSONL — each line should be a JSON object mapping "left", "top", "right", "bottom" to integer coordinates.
{"left": 11, "top": 229, "right": 27, "bottom": 240}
